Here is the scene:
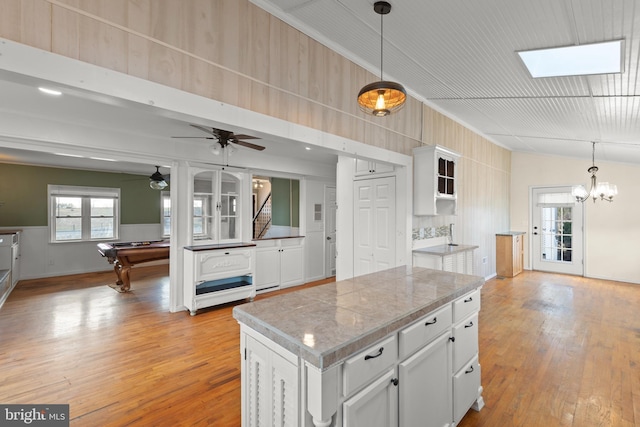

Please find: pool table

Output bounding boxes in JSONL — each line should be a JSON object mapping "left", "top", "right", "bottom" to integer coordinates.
{"left": 97, "top": 240, "right": 170, "bottom": 292}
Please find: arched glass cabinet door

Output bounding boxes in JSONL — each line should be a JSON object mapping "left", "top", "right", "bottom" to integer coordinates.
{"left": 219, "top": 172, "right": 241, "bottom": 241}
{"left": 191, "top": 168, "right": 242, "bottom": 244}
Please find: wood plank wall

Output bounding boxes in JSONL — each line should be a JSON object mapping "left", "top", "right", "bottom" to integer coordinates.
{"left": 422, "top": 107, "right": 511, "bottom": 275}
{"left": 1, "top": 0, "right": 512, "bottom": 270}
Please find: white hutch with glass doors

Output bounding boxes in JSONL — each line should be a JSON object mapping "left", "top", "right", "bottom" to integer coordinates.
{"left": 182, "top": 166, "right": 256, "bottom": 315}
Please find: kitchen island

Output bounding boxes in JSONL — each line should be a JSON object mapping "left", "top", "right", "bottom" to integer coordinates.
{"left": 233, "top": 266, "right": 485, "bottom": 427}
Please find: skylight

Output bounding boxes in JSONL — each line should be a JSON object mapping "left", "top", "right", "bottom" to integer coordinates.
{"left": 518, "top": 40, "right": 624, "bottom": 78}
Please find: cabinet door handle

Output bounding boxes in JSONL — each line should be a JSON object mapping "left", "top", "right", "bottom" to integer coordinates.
{"left": 464, "top": 297, "right": 473, "bottom": 303}
{"left": 390, "top": 378, "right": 399, "bottom": 386}
{"left": 449, "top": 336, "right": 455, "bottom": 342}
{"left": 425, "top": 317, "right": 437, "bottom": 326}
{"left": 465, "top": 365, "right": 474, "bottom": 374}
{"left": 464, "top": 321, "right": 474, "bottom": 328}
{"left": 364, "top": 347, "right": 384, "bottom": 360}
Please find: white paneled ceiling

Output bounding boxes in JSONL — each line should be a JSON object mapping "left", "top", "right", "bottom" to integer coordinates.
{"left": 251, "top": 0, "right": 640, "bottom": 164}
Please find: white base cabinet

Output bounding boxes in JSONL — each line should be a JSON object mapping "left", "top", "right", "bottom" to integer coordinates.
{"left": 239, "top": 288, "right": 484, "bottom": 427}
{"left": 242, "top": 332, "right": 299, "bottom": 427}
{"left": 254, "top": 238, "right": 304, "bottom": 292}
{"left": 183, "top": 245, "right": 256, "bottom": 315}
{"left": 413, "top": 245, "right": 477, "bottom": 275}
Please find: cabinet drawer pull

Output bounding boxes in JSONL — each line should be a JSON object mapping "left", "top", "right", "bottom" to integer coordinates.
{"left": 364, "top": 347, "right": 384, "bottom": 360}
{"left": 225, "top": 252, "right": 230, "bottom": 255}
{"left": 425, "top": 317, "right": 437, "bottom": 326}
{"left": 465, "top": 365, "right": 474, "bottom": 374}
{"left": 464, "top": 297, "right": 473, "bottom": 303}
{"left": 464, "top": 321, "right": 474, "bottom": 328}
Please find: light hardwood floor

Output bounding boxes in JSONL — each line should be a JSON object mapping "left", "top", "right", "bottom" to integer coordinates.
{"left": 1, "top": 266, "right": 638, "bottom": 426}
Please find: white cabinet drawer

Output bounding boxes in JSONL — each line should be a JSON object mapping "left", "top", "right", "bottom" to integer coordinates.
{"left": 452, "top": 313, "right": 478, "bottom": 372}
{"left": 343, "top": 335, "right": 397, "bottom": 397}
{"left": 196, "top": 249, "right": 253, "bottom": 281}
{"left": 453, "top": 355, "right": 481, "bottom": 423}
{"left": 453, "top": 289, "right": 480, "bottom": 323}
{"left": 398, "top": 304, "right": 452, "bottom": 360}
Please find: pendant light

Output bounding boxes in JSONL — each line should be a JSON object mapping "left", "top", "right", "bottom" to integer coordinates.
{"left": 357, "top": 1, "right": 406, "bottom": 117}
{"left": 149, "top": 166, "right": 168, "bottom": 190}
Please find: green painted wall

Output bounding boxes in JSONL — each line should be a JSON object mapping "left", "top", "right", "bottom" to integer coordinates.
{"left": 271, "top": 178, "right": 299, "bottom": 227}
{"left": 0, "top": 163, "right": 163, "bottom": 227}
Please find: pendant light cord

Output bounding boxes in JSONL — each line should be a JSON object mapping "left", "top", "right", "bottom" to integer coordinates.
{"left": 380, "top": 10, "right": 384, "bottom": 80}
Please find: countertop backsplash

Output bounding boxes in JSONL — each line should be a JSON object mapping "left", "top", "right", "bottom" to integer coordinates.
{"left": 412, "top": 225, "right": 452, "bottom": 249}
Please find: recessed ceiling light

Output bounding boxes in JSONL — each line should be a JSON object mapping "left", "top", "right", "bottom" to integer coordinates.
{"left": 305, "top": 147, "right": 311, "bottom": 151}
{"left": 517, "top": 40, "right": 624, "bottom": 78}
{"left": 38, "top": 87, "right": 63, "bottom": 96}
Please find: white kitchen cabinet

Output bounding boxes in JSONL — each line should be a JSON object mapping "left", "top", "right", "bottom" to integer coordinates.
{"left": 355, "top": 159, "right": 394, "bottom": 177}
{"left": 413, "top": 145, "right": 460, "bottom": 216}
{"left": 235, "top": 268, "right": 485, "bottom": 427}
{"left": 243, "top": 332, "right": 299, "bottom": 427}
{"left": 398, "top": 331, "right": 452, "bottom": 427}
{"left": 343, "top": 369, "right": 398, "bottom": 427}
{"left": 451, "top": 289, "right": 483, "bottom": 424}
{"left": 413, "top": 245, "right": 477, "bottom": 275}
{"left": 183, "top": 244, "right": 256, "bottom": 315}
{"left": 0, "top": 231, "right": 20, "bottom": 308}
{"left": 254, "top": 238, "right": 304, "bottom": 292}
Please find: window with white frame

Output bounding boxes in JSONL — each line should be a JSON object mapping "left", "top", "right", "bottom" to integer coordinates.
{"left": 48, "top": 185, "right": 120, "bottom": 242}
{"left": 161, "top": 191, "right": 213, "bottom": 239}
{"left": 161, "top": 191, "right": 171, "bottom": 237}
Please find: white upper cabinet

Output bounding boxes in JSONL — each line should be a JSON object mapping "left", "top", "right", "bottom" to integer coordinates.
{"left": 413, "top": 145, "right": 460, "bottom": 216}
{"left": 355, "top": 159, "right": 395, "bottom": 177}
{"left": 190, "top": 167, "right": 244, "bottom": 244}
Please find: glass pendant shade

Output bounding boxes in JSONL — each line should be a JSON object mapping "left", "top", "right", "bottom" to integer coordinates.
{"left": 149, "top": 166, "right": 168, "bottom": 190}
{"left": 357, "top": 81, "right": 407, "bottom": 116}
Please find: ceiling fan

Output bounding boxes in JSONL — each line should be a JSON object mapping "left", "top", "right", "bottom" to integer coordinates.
{"left": 173, "top": 124, "right": 265, "bottom": 152}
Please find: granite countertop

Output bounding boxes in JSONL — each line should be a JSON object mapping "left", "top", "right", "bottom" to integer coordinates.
{"left": 496, "top": 231, "right": 526, "bottom": 236}
{"left": 184, "top": 242, "right": 256, "bottom": 251}
{"left": 233, "top": 266, "right": 484, "bottom": 370}
{"left": 413, "top": 244, "right": 479, "bottom": 256}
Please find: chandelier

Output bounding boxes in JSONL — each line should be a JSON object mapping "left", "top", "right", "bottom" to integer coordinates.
{"left": 572, "top": 142, "right": 617, "bottom": 203}
{"left": 357, "top": 1, "right": 406, "bottom": 117}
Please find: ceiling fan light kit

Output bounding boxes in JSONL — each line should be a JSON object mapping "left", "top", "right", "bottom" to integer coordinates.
{"left": 357, "top": 1, "right": 406, "bottom": 117}
{"left": 572, "top": 142, "right": 618, "bottom": 203}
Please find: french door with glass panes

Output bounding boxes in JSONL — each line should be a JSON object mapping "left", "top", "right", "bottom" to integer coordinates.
{"left": 531, "top": 187, "right": 583, "bottom": 275}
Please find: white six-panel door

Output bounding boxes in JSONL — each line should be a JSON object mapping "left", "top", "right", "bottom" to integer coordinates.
{"left": 353, "top": 177, "right": 396, "bottom": 277}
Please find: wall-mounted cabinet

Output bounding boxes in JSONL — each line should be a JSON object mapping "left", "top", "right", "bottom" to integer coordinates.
{"left": 413, "top": 145, "right": 460, "bottom": 216}
{"left": 355, "top": 159, "right": 394, "bottom": 177}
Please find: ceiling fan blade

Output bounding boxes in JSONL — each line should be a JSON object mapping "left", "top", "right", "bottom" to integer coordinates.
{"left": 232, "top": 140, "right": 266, "bottom": 151}
{"left": 190, "top": 124, "right": 217, "bottom": 136}
{"left": 171, "top": 136, "right": 215, "bottom": 139}
{"left": 232, "top": 134, "right": 259, "bottom": 140}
